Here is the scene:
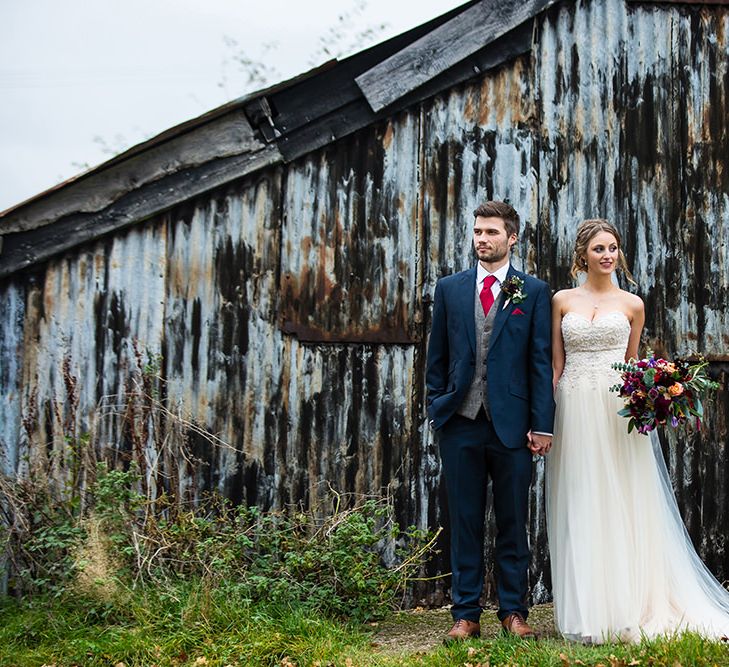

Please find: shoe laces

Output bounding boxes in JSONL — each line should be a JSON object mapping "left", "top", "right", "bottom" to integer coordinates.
{"left": 507, "top": 613, "right": 527, "bottom": 629}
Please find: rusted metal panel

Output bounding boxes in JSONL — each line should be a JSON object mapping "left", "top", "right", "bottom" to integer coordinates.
{"left": 662, "top": 7, "right": 729, "bottom": 358}
{"left": 538, "top": 0, "right": 729, "bottom": 356}
{"left": 280, "top": 343, "right": 420, "bottom": 511}
{"left": 537, "top": 0, "right": 637, "bottom": 287}
{"left": 420, "top": 54, "right": 539, "bottom": 289}
{"left": 11, "top": 222, "right": 168, "bottom": 485}
{"left": 280, "top": 111, "right": 422, "bottom": 344}
{"left": 161, "top": 172, "right": 283, "bottom": 504}
{"left": 537, "top": 0, "right": 729, "bottom": 586}
{"left": 0, "top": 280, "right": 25, "bottom": 595}
{"left": 0, "top": 281, "right": 24, "bottom": 477}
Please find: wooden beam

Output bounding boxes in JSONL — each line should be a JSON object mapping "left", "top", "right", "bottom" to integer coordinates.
{"left": 355, "top": 0, "right": 554, "bottom": 113}
{"left": 266, "top": 2, "right": 479, "bottom": 138}
{"left": 0, "top": 145, "right": 281, "bottom": 279}
{"left": 244, "top": 97, "right": 279, "bottom": 142}
{"left": 626, "top": 1, "right": 729, "bottom": 4}
{"left": 279, "top": 22, "right": 532, "bottom": 163}
{"left": 0, "top": 112, "right": 263, "bottom": 235}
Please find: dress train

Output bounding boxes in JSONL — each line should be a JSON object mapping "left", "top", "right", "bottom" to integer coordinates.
{"left": 546, "top": 311, "right": 729, "bottom": 642}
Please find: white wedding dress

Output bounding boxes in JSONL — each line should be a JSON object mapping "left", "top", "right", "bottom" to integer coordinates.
{"left": 546, "top": 311, "right": 729, "bottom": 643}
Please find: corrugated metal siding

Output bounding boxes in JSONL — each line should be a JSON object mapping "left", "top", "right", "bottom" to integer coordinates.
{"left": 281, "top": 343, "right": 419, "bottom": 509}
{"left": 538, "top": 0, "right": 729, "bottom": 586}
{"left": 163, "top": 173, "right": 282, "bottom": 504}
{"left": 665, "top": 7, "right": 729, "bottom": 357}
{"left": 421, "top": 54, "right": 539, "bottom": 284}
{"left": 0, "top": 282, "right": 24, "bottom": 479}
{"left": 11, "top": 223, "right": 168, "bottom": 487}
{"left": 0, "top": 281, "right": 25, "bottom": 593}
{"left": 93, "top": 222, "right": 168, "bottom": 457}
{"left": 538, "top": 0, "right": 729, "bottom": 356}
{"left": 537, "top": 0, "right": 633, "bottom": 284}
{"left": 658, "top": 6, "right": 729, "bottom": 576}
{"left": 418, "top": 54, "right": 552, "bottom": 602}
{"left": 2, "top": 0, "right": 728, "bottom": 606}
{"left": 280, "top": 111, "right": 422, "bottom": 344}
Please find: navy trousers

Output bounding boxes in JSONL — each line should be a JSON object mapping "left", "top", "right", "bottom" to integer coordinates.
{"left": 438, "top": 410, "right": 533, "bottom": 622}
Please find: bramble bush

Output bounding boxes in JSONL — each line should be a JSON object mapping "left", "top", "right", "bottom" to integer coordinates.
{"left": 1, "top": 346, "right": 437, "bottom": 623}
{"left": 1, "top": 461, "right": 436, "bottom": 622}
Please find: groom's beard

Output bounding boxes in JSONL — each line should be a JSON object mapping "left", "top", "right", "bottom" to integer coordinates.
{"left": 476, "top": 245, "right": 508, "bottom": 263}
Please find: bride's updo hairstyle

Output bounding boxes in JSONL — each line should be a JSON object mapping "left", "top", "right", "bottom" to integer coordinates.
{"left": 570, "top": 218, "right": 636, "bottom": 284}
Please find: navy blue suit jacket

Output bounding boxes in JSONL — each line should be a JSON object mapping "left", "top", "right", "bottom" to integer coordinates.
{"left": 425, "top": 265, "right": 555, "bottom": 448}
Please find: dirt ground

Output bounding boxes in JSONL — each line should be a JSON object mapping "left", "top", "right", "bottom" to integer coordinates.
{"left": 370, "top": 604, "right": 558, "bottom": 654}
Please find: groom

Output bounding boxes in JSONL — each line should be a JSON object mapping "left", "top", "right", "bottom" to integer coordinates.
{"left": 426, "top": 200, "right": 554, "bottom": 641}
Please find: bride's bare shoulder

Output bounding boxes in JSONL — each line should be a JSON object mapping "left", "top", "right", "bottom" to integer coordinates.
{"left": 618, "top": 290, "right": 644, "bottom": 318}
{"left": 552, "top": 288, "right": 577, "bottom": 317}
{"left": 552, "top": 287, "right": 578, "bottom": 303}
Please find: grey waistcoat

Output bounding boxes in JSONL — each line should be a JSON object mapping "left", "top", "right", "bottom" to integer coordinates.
{"left": 456, "top": 286, "right": 500, "bottom": 420}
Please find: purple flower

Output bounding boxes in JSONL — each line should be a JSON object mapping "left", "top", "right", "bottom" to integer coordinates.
{"left": 655, "top": 395, "right": 671, "bottom": 410}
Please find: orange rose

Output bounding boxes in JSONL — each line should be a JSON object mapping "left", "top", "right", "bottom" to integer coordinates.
{"left": 668, "top": 383, "right": 684, "bottom": 396}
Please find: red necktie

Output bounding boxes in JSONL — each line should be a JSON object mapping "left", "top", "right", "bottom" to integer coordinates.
{"left": 480, "top": 275, "right": 498, "bottom": 316}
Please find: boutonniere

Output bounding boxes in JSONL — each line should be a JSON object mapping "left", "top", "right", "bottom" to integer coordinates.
{"left": 501, "top": 276, "right": 527, "bottom": 309}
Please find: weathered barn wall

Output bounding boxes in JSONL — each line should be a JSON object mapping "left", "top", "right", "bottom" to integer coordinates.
{"left": 1, "top": 0, "right": 728, "bottom": 604}
{"left": 281, "top": 111, "right": 422, "bottom": 344}
{"left": 0, "top": 283, "right": 24, "bottom": 478}
{"left": 418, "top": 54, "right": 549, "bottom": 602}
{"left": 161, "top": 173, "right": 283, "bottom": 504}
{"left": 539, "top": 0, "right": 729, "bottom": 355}
{"left": 538, "top": 0, "right": 729, "bottom": 584}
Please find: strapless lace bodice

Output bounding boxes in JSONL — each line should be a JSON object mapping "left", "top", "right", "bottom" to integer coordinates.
{"left": 558, "top": 311, "right": 631, "bottom": 391}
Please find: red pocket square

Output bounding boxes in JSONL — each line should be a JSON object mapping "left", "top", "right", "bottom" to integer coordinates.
{"left": 512, "top": 308, "right": 525, "bottom": 315}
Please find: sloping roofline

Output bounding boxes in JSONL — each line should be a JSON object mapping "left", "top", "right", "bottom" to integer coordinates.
{"left": 0, "top": 0, "right": 558, "bottom": 278}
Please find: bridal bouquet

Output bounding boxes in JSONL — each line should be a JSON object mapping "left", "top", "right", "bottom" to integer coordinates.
{"left": 610, "top": 354, "right": 720, "bottom": 434}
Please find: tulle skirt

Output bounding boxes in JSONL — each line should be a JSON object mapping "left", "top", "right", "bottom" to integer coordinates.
{"left": 546, "top": 373, "right": 729, "bottom": 643}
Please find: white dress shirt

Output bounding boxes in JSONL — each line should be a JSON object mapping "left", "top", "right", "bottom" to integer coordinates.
{"left": 476, "top": 261, "right": 510, "bottom": 302}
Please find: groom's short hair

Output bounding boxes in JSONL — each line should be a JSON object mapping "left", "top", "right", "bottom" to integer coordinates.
{"left": 473, "top": 201, "right": 520, "bottom": 237}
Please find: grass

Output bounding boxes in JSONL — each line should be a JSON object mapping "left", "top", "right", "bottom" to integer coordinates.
{"left": 2, "top": 587, "right": 729, "bottom": 667}
{"left": 0, "top": 582, "right": 370, "bottom": 667}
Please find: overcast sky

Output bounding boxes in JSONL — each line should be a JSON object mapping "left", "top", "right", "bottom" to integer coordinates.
{"left": 0, "top": 0, "right": 465, "bottom": 213}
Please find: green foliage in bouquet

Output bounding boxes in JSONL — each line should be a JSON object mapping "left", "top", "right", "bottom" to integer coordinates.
{"left": 611, "top": 354, "right": 720, "bottom": 434}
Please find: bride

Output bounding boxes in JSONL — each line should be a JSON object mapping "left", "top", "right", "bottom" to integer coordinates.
{"left": 547, "top": 219, "right": 729, "bottom": 643}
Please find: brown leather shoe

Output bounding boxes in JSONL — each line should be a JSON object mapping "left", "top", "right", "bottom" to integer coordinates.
{"left": 501, "top": 612, "right": 537, "bottom": 639}
{"left": 444, "top": 618, "right": 481, "bottom": 643}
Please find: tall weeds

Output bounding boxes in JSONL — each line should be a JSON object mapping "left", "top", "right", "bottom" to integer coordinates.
{"left": 0, "top": 343, "right": 437, "bottom": 621}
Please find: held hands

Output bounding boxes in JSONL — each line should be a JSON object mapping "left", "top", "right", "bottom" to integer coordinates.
{"left": 527, "top": 430, "right": 552, "bottom": 456}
